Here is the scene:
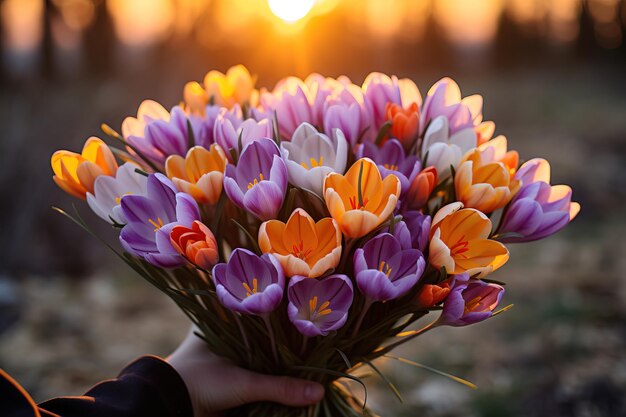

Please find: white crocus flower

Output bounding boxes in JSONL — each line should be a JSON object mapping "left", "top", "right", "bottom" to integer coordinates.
{"left": 421, "top": 116, "right": 477, "bottom": 182}
{"left": 87, "top": 163, "right": 148, "bottom": 224}
{"left": 280, "top": 123, "right": 348, "bottom": 197}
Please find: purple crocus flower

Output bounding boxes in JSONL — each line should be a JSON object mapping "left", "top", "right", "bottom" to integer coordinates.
{"left": 385, "top": 212, "right": 431, "bottom": 252}
{"left": 497, "top": 181, "right": 580, "bottom": 243}
{"left": 353, "top": 233, "right": 425, "bottom": 302}
{"left": 419, "top": 78, "right": 481, "bottom": 136}
{"left": 127, "top": 106, "right": 209, "bottom": 167}
{"left": 214, "top": 113, "right": 273, "bottom": 156}
{"left": 287, "top": 274, "right": 353, "bottom": 337}
{"left": 119, "top": 173, "right": 200, "bottom": 268}
{"left": 355, "top": 139, "right": 420, "bottom": 196}
{"left": 212, "top": 249, "right": 284, "bottom": 315}
{"left": 323, "top": 103, "right": 362, "bottom": 147}
{"left": 223, "top": 138, "right": 288, "bottom": 221}
{"left": 437, "top": 275, "right": 504, "bottom": 327}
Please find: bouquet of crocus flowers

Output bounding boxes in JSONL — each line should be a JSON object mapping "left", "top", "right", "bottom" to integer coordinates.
{"left": 51, "top": 65, "right": 580, "bottom": 416}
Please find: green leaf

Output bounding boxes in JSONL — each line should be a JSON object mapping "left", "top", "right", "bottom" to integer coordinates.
{"left": 364, "top": 360, "right": 403, "bottom": 403}
{"left": 186, "top": 118, "right": 196, "bottom": 149}
{"left": 491, "top": 232, "right": 525, "bottom": 241}
{"left": 375, "top": 121, "right": 392, "bottom": 146}
{"left": 231, "top": 218, "right": 262, "bottom": 255}
{"left": 334, "top": 348, "right": 352, "bottom": 370}
{"left": 384, "top": 354, "right": 478, "bottom": 389}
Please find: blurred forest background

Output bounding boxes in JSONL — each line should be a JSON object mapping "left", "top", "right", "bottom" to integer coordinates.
{"left": 0, "top": 0, "right": 625, "bottom": 416}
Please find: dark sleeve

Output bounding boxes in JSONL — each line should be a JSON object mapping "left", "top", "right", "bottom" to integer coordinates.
{"left": 0, "top": 355, "right": 194, "bottom": 417}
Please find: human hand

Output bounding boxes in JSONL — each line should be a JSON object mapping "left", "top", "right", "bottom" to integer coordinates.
{"left": 166, "top": 326, "right": 325, "bottom": 417}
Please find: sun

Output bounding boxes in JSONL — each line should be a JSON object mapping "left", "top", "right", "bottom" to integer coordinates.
{"left": 268, "top": 0, "right": 314, "bottom": 23}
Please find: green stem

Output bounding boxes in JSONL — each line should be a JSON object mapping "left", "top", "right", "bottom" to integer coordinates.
{"left": 351, "top": 298, "right": 373, "bottom": 338}
{"left": 262, "top": 314, "right": 279, "bottom": 364}
{"left": 233, "top": 313, "right": 252, "bottom": 364}
{"left": 372, "top": 321, "right": 437, "bottom": 358}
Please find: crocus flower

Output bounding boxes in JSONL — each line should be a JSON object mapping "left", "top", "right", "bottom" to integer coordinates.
{"left": 324, "top": 158, "right": 401, "bottom": 238}
{"left": 165, "top": 145, "right": 228, "bottom": 204}
{"left": 404, "top": 166, "right": 437, "bottom": 211}
{"left": 223, "top": 138, "right": 288, "bottom": 221}
{"left": 353, "top": 233, "right": 425, "bottom": 302}
{"left": 87, "top": 162, "right": 147, "bottom": 224}
{"left": 455, "top": 149, "right": 521, "bottom": 214}
{"left": 52, "top": 137, "right": 118, "bottom": 199}
{"left": 258, "top": 209, "right": 342, "bottom": 278}
{"left": 385, "top": 102, "right": 420, "bottom": 151}
{"left": 170, "top": 220, "right": 219, "bottom": 270}
{"left": 385, "top": 212, "right": 431, "bottom": 252}
{"left": 214, "top": 114, "right": 273, "bottom": 156}
{"left": 202, "top": 65, "right": 256, "bottom": 109}
{"left": 420, "top": 77, "right": 483, "bottom": 136}
{"left": 421, "top": 116, "right": 477, "bottom": 181}
{"left": 280, "top": 123, "right": 348, "bottom": 197}
{"left": 362, "top": 72, "right": 402, "bottom": 133}
{"left": 416, "top": 282, "right": 452, "bottom": 309}
{"left": 183, "top": 81, "right": 208, "bottom": 116}
{"left": 264, "top": 77, "right": 314, "bottom": 139}
{"left": 355, "top": 139, "right": 420, "bottom": 196}
{"left": 212, "top": 249, "right": 284, "bottom": 315}
{"left": 323, "top": 103, "right": 363, "bottom": 147}
{"left": 437, "top": 276, "right": 505, "bottom": 327}
{"left": 126, "top": 106, "right": 206, "bottom": 167}
{"left": 497, "top": 180, "right": 580, "bottom": 243}
{"left": 514, "top": 157, "right": 551, "bottom": 186}
{"left": 429, "top": 203, "right": 509, "bottom": 278}
{"left": 287, "top": 274, "right": 353, "bottom": 337}
{"left": 475, "top": 135, "right": 519, "bottom": 179}
{"left": 122, "top": 99, "right": 170, "bottom": 140}
{"left": 119, "top": 174, "right": 200, "bottom": 268}
{"left": 400, "top": 210, "right": 432, "bottom": 252}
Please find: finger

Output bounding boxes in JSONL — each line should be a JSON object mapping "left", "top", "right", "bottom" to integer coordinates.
{"left": 240, "top": 373, "right": 325, "bottom": 406}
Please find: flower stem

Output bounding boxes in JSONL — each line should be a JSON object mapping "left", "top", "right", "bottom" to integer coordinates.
{"left": 299, "top": 336, "right": 309, "bottom": 357}
{"left": 374, "top": 321, "right": 437, "bottom": 357}
{"left": 262, "top": 314, "right": 279, "bottom": 364}
{"left": 351, "top": 298, "right": 373, "bottom": 338}
{"left": 233, "top": 313, "right": 252, "bottom": 364}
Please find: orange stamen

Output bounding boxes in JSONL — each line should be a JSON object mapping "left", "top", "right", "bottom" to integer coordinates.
{"left": 247, "top": 172, "right": 265, "bottom": 189}
{"left": 148, "top": 217, "right": 164, "bottom": 232}
{"left": 242, "top": 277, "right": 259, "bottom": 297}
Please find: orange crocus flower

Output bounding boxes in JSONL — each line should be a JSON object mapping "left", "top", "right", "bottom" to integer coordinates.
{"left": 170, "top": 220, "right": 219, "bottom": 270}
{"left": 429, "top": 202, "right": 509, "bottom": 278}
{"left": 455, "top": 148, "right": 521, "bottom": 214}
{"left": 258, "top": 209, "right": 342, "bottom": 278}
{"left": 51, "top": 137, "right": 118, "bottom": 200}
{"left": 324, "top": 158, "right": 401, "bottom": 239}
{"left": 165, "top": 145, "right": 228, "bottom": 205}
{"left": 386, "top": 102, "right": 419, "bottom": 150}
{"left": 416, "top": 282, "right": 451, "bottom": 308}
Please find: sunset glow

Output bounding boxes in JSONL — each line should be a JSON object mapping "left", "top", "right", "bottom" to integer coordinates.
{"left": 268, "top": 0, "right": 315, "bottom": 23}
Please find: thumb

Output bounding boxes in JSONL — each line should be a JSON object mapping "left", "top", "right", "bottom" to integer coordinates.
{"left": 240, "top": 373, "right": 325, "bottom": 407}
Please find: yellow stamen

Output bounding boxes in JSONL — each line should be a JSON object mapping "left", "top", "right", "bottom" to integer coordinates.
{"left": 242, "top": 277, "right": 259, "bottom": 297}
{"left": 115, "top": 193, "right": 133, "bottom": 205}
{"left": 300, "top": 156, "right": 324, "bottom": 169}
{"left": 148, "top": 217, "right": 164, "bottom": 232}
{"left": 378, "top": 260, "right": 393, "bottom": 278}
{"left": 383, "top": 163, "right": 399, "bottom": 171}
{"left": 309, "top": 296, "right": 332, "bottom": 318}
{"left": 247, "top": 173, "right": 265, "bottom": 189}
{"left": 464, "top": 296, "right": 482, "bottom": 314}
